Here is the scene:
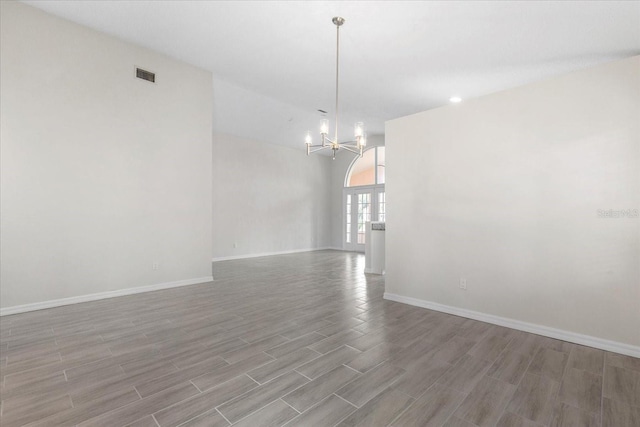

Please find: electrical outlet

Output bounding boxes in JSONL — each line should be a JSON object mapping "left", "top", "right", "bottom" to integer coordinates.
{"left": 152, "top": 262, "right": 159, "bottom": 270}
{"left": 459, "top": 278, "right": 467, "bottom": 290}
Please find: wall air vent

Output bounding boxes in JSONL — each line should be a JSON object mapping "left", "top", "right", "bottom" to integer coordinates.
{"left": 136, "top": 68, "right": 155, "bottom": 83}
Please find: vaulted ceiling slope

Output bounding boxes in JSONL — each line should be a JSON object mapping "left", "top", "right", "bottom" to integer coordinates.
{"left": 22, "top": 1, "right": 640, "bottom": 148}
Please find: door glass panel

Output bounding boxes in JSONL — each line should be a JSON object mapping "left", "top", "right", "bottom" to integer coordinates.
{"left": 346, "top": 195, "right": 352, "bottom": 244}
{"left": 357, "top": 193, "right": 371, "bottom": 244}
{"left": 378, "top": 191, "right": 385, "bottom": 222}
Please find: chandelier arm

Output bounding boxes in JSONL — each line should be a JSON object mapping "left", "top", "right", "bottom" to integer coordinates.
{"left": 308, "top": 146, "right": 332, "bottom": 154}
{"left": 340, "top": 145, "right": 362, "bottom": 155}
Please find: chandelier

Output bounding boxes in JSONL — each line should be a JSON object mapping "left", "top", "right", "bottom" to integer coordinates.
{"left": 305, "top": 17, "right": 366, "bottom": 159}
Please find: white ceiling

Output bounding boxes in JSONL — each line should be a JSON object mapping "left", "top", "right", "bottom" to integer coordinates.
{"left": 23, "top": 1, "right": 640, "bottom": 150}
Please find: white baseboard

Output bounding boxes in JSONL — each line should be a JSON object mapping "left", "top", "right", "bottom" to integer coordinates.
{"left": 0, "top": 276, "right": 214, "bottom": 317}
{"left": 212, "top": 247, "right": 343, "bottom": 262}
{"left": 384, "top": 292, "right": 640, "bottom": 358}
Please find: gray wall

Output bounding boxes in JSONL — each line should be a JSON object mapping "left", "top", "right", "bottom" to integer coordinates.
{"left": 212, "top": 134, "right": 333, "bottom": 259}
{"left": 386, "top": 56, "right": 640, "bottom": 347}
{"left": 1, "top": 2, "right": 213, "bottom": 308}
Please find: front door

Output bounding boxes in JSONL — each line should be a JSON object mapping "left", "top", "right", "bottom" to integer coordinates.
{"left": 344, "top": 187, "right": 379, "bottom": 252}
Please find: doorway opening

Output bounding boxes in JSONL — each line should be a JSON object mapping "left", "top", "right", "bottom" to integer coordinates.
{"left": 343, "top": 147, "right": 385, "bottom": 252}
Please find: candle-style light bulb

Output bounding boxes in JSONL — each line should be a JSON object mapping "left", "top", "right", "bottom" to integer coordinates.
{"left": 320, "top": 119, "right": 329, "bottom": 136}
{"left": 305, "top": 131, "right": 312, "bottom": 145}
{"left": 354, "top": 122, "right": 364, "bottom": 138}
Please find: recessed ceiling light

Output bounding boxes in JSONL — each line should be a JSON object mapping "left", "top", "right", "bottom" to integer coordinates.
{"left": 449, "top": 97, "right": 462, "bottom": 103}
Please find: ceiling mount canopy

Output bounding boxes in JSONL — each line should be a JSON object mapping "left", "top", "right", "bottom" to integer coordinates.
{"left": 305, "top": 16, "right": 366, "bottom": 159}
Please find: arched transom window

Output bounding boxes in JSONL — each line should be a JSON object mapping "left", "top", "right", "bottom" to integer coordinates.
{"left": 345, "top": 147, "right": 385, "bottom": 187}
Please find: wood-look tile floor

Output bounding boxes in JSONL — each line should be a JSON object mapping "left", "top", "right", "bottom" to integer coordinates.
{"left": 1, "top": 250, "right": 638, "bottom": 426}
